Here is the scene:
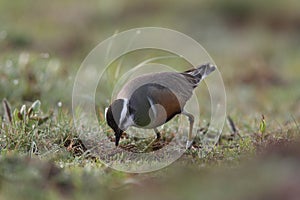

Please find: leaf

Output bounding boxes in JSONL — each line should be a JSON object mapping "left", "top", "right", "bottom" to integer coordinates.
{"left": 2, "top": 99, "right": 12, "bottom": 124}
{"left": 13, "top": 108, "right": 21, "bottom": 122}
{"left": 37, "top": 115, "right": 50, "bottom": 125}
{"left": 31, "top": 100, "right": 41, "bottom": 112}
{"left": 18, "top": 104, "right": 28, "bottom": 122}
{"left": 20, "top": 105, "right": 27, "bottom": 118}
{"left": 259, "top": 115, "right": 266, "bottom": 135}
{"left": 28, "top": 100, "right": 41, "bottom": 117}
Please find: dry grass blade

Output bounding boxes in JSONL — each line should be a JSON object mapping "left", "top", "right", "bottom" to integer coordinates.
{"left": 227, "top": 115, "right": 243, "bottom": 140}
{"left": 227, "top": 115, "right": 237, "bottom": 135}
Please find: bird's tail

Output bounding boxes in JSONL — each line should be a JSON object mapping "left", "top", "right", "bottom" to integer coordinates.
{"left": 181, "top": 63, "right": 216, "bottom": 87}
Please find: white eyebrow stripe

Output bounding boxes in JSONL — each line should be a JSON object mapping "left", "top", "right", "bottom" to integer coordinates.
{"left": 104, "top": 107, "right": 108, "bottom": 120}
{"left": 119, "top": 99, "right": 128, "bottom": 126}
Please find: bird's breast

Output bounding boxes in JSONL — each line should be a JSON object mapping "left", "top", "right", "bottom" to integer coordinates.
{"left": 128, "top": 82, "right": 183, "bottom": 129}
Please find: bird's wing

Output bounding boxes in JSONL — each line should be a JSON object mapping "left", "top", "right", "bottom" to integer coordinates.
{"left": 146, "top": 83, "right": 183, "bottom": 120}
{"left": 117, "top": 72, "right": 194, "bottom": 104}
{"left": 129, "top": 83, "right": 183, "bottom": 128}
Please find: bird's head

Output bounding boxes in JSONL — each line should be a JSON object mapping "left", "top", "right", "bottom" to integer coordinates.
{"left": 105, "top": 99, "right": 130, "bottom": 146}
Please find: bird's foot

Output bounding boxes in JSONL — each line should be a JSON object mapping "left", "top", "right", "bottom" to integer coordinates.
{"left": 186, "top": 140, "right": 193, "bottom": 149}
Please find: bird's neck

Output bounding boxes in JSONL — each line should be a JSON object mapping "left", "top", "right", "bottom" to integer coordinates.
{"left": 119, "top": 98, "right": 135, "bottom": 130}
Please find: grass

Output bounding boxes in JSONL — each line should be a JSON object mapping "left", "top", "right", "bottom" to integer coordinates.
{"left": 1, "top": 0, "right": 300, "bottom": 199}
{"left": 0, "top": 92, "right": 299, "bottom": 199}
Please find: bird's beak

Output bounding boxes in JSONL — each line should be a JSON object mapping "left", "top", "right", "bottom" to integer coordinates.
{"left": 115, "top": 130, "right": 123, "bottom": 146}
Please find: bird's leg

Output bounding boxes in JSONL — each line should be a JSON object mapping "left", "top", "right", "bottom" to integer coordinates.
{"left": 154, "top": 127, "right": 161, "bottom": 140}
{"left": 142, "top": 128, "right": 161, "bottom": 152}
{"left": 182, "top": 111, "right": 194, "bottom": 149}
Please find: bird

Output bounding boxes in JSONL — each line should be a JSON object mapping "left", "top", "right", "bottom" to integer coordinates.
{"left": 105, "top": 63, "right": 216, "bottom": 149}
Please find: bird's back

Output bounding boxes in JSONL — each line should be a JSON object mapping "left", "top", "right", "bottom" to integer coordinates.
{"left": 116, "top": 63, "right": 215, "bottom": 103}
{"left": 116, "top": 71, "right": 194, "bottom": 108}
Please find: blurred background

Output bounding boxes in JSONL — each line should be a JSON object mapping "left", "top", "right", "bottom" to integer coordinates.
{"left": 1, "top": 0, "right": 300, "bottom": 199}
{"left": 1, "top": 0, "right": 300, "bottom": 120}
